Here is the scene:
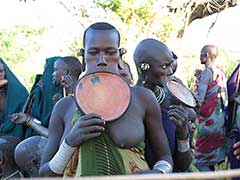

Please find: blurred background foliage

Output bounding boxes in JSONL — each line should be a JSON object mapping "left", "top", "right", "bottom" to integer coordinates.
{"left": 0, "top": 25, "right": 48, "bottom": 89}
{"left": 0, "top": 0, "right": 239, "bottom": 90}
{"left": 0, "top": 0, "right": 237, "bottom": 173}
{"left": 0, "top": 25, "right": 47, "bottom": 64}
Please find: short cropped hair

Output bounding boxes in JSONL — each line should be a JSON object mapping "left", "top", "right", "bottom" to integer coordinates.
{"left": 59, "top": 56, "right": 82, "bottom": 78}
{"left": 83, "top": 22, "right": 120, "bottom": 47}
{"left": 202, "top": 45, "right": 218, "bottom": 59}
{"left": 133, "top": 38, "right": 169, "bottom": 65}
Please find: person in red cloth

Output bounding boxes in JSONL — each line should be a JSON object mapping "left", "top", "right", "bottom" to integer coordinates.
{"left": 194, "top": 45, "right": 228, "bottom": 171}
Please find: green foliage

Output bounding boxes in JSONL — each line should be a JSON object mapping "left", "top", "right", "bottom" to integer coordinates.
{"left": 24, "top": 73, "right": 38, "bottom": 91}
{"left": 177, "top": 50, "right": 239, "bottom": 91}
{"left": 135, "top": 5, "right": 151, "bottom": 22}
{"left": 93, "top": 0, "right": 175, "bottom": 43}
{"left": 0, "top": 25, "right": 47, "bottom": 66}
{"left": 155, "top": 15, "right": 174, "bottom": 43}
{"left": 94, "top": 0, "right": 121, "bottom": 13}
{"left": 68, "top": 36, "right": 83, "bottom": 57}
{"left": 94, "top": 0, "right": 154, "bottom": 25}
{"left": 0, "top": 25, "right": 47, "bottom": 90}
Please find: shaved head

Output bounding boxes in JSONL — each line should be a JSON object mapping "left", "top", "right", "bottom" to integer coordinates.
{"left": 134, "top": 38, "right": 171, "bottom": 65}
{"left": 133, "top": 38, "right": 175, "bottom": 87}
{"left": 58, "top": 56, "right": 82, "bottom": 78}
{"left": 14, "top": 136, "right": 47, "bottom": 177}
{"left": 0, "top": 136, "right": 20, "bottom": 178}
{"left": 202, "top": 45, "right": 218, "bottom": 59}
{"left": 0, "top": 136, "right": 20, "bottom": 158}
{"left": 83, "top": 22, "right": 120, "bottom": 47}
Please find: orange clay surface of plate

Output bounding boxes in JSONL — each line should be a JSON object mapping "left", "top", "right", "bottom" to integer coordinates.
{"left": 166, "top": 80, "right": 196, "bottom": 108}
{"left": 75, "top": 72, "right": 131, "bottom": 121}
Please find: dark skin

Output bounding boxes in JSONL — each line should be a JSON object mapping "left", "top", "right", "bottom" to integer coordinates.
{"left": 0, "top": 63, "right": 5, "bottom": 81}
{"left": 0, "top": 90, "right": 6, "bottom": 113}
{"left": 10, "top": 58, "right": 79, "bottom": 137}
{"left": 167, "top": 52, "right": 177, "bottom": 76}
{"left": 194, "top": 46, "right": 214, "bottom": 104}
{"left": 14, "top": 136, "right": 47, "bottom": 177}
{"left": 194, "top": 45, "right": 227, "bottom": 171}
{"left": 194, "top": 45, "right": 227, "bottom": 105}
{"left": 52, "top": 58, "right": 82, "bottom": 102}
{"left": 39, "top": 29, "right": 172, "bottom": 176}
{"left": 134, "top": 39, "right": 194, "bottom": 171}
{"left": 167, "top": 53, "right": 196, "bottom": 149}
{"left": 233, "top": 138, "right": 240, "bottom": 160}
{"left": 119, "top": 62, "right": 133, "bottom": 85}
{"left": 10, "top": 111, "right": 48, "bottom": 137}
{"left": 0, "top": 137, "right": 22, "bottom": 179}
{"left": 0, "top": 63, "right": 6, "bottom": 114}
{"left": 52, "top": 59, "right": 75, "bottom": 96}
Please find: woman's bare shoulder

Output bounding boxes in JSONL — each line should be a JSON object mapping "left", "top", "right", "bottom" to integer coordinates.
{"left": 130, "top": 86, "right": 156, "bottom": 103}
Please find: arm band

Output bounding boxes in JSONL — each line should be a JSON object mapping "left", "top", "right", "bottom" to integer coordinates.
{"left": 48, "top": 139, "right": 76, "bottom": 174}
{"left": 26, "top": 117, "right": 41, "bottom": 126}
{"left": 26, "top": 117, "right": 48, "bottom": 137}
{"left": 153, "top": 160, "right": 173, "bottom": 174}
{"left": 177, "top": 137, "right": 190, "bottom": 152}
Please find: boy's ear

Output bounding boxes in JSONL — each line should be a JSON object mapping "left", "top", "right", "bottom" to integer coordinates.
{"left": 206, "top": 52, "right": 209, "bottom": 58}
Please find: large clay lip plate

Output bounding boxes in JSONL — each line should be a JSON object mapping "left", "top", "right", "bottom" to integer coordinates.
{"left": 75, "top": 72, "right": 131, "bottom": 121}
{"left": 166, "top": 80, "right": 196, "bottom": 108}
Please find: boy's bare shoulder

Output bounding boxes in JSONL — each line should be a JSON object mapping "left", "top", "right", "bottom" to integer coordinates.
{"left": 53, "top": 96, "right": 75, "bottom": 112}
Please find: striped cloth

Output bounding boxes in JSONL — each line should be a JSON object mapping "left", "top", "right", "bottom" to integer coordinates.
{"left": 64, "top": 109, "right": 149, "bottom": 176}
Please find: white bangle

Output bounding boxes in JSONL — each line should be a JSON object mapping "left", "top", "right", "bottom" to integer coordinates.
{"left": 153, "top": 160, "right": 173, "bottom": 174}
{"left": 48, "top": 139, "right": 76, "bottom": 174}
{"left": 177, "top": 137, "right": 190, "bottom": 152}
{"left": 33, "top": 118, "right": 41, "bottom": 124}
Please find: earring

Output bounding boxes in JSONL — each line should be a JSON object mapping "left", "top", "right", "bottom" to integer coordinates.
{"left": 119, "top": 48, "right": 127, "bottom": 56}
{"left": 130, "top": 79, "right": 134, "bottom": 85}
{"left": 118, "top": 59, "right": 124, "bottom": 70}
{"left": 142, "top": 73, "right": 148, "bottom": 85}
{"left": 140, "top": 63, "right": 150, "bottom": 71}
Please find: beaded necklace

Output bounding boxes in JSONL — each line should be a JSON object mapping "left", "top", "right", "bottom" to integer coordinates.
{"left": 153, "top": 85, "right": 165, "bottom": 105}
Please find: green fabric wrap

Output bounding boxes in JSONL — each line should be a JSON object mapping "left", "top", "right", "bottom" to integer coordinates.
{"left": 25, "top": 56, "right": 62, "bottom": 137}
{"left": 0, "top": 58, "right": 29, "bottom": 139}
{"left": 30, "top": 74, "right": 43, "bottom": 121}
{"left": 24, "top": 74, "right": 43, "bottom": 137}
{"left": 41, "top": 56, "right": 62, "bottom": 127}
{"left": 79, "top": 132, "right": 126, "bottom": 176}
{"left": 72, "top": 109, "right": 126, "bottom": 176}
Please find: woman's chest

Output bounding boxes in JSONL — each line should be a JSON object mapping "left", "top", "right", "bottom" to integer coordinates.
{"left": 106, "top": 107, "right": 145, "bottom": 148}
